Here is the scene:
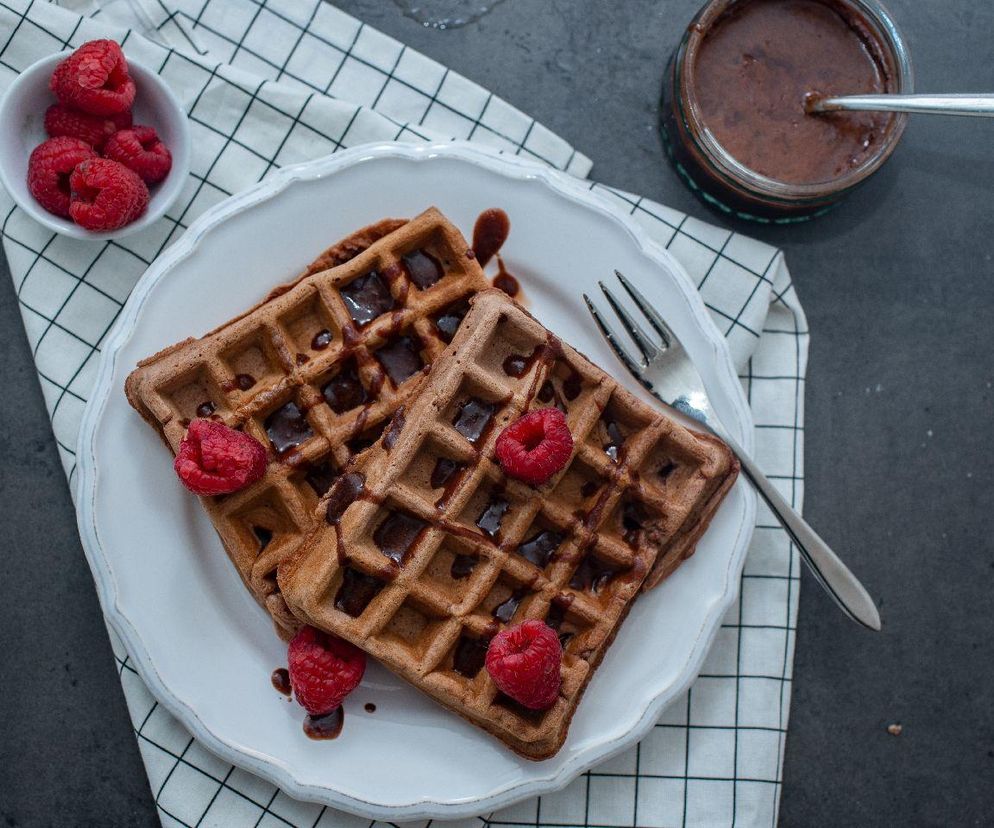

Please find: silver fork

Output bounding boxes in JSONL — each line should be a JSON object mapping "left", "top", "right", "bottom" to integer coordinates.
{"left": 585, "top": 270, "right": 881, "bottom": 630}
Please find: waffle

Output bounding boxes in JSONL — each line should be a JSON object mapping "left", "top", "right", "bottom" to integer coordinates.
{"left": 278, "top": 288, "right": 739, "bottom": 758}
{"left": 125, "top": 208, "right": 489, "bottom": 637}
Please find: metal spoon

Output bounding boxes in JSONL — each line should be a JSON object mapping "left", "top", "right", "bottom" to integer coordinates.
{"left": 805, "top": 93, "right": 994, "bottom": 117}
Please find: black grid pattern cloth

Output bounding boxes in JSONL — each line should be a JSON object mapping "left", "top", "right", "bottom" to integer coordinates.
{"left": 0, "top": 1, "right": 808, "bottom": 826}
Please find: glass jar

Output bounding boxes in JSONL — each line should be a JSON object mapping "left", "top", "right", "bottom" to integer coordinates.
{"left": 660, "top": 0, "right": 914, "bottom": 223}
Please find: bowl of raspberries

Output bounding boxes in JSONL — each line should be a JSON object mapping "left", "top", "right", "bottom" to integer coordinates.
{"left": 0, "top": 39, "right": 190, "bottom": 239}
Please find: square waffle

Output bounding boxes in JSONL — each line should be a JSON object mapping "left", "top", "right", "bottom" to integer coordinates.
{"left": 278, "top": 288, "right": 739, "bottom": 758}
{"left": 125, "top": 208, "right": 489, "bottom": 636}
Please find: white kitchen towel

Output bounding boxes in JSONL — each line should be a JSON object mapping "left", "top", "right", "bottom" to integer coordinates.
{"left": 0, "top": 1, "right": 807, "bottom": 826}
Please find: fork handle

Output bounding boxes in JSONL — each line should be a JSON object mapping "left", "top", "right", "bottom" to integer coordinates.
{"left": 718, "top": 429, "right": 882, "bottom": 630}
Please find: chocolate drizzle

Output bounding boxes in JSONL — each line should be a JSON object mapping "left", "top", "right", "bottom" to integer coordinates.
{"left": 493, "top": 589, "right": 525, "bottom": 623}
{"left": 472, "top": 208, "right": 510, "bottom": 267}
{"left": 603, "top": 416, "right": 626, "bottom": 462}
{"left": 271, "top": 667, "right": 291, "bottom": 696}
{"left": 450, "top": 553, "right": 477, "bottom": 580}
{"left": 570, "top": 554, "right": 621, "bottom": 593}
{"left": 453, "top": 634, "right": 491, "bottom": 678}
{"left": 476, "top": 495, "right": 510, "bottom": 540}
{"left": 311, "top": 329, "right": 333, "bottom": 350}
{"left": 304, "top": 460, "right": 338, "bottom": 497}
{"left": 434, "top": 298, "right": 470, "bottom": 343}
{"left": 452, "top": 398, "right": 498, "bottom": 444}
{"left": 492, "top": 259, "right": 520, "bottom": 298}
{"left": 265, "top": 401, "right": 314, "bottom": 456}
{"left": 431, "top": 458, "right": 467, "bottom": 509}
{"left": 373, "top": 512, "right": 428, "bottom": 564}
{"left": 231, "top": 373, "right": 256, "bottom": 392}
{"left": 322, "top": 358, "right": 368, "bottom": 412}
{"left": 303, "top": 707, "right": 344, "bottom": 740}
{"left": 515, "top": 529, "right": 563, "bottom": 569}
{"left": 620, "top": 498, "right": 647, "bottom": 547}
{"left": 382, "top": 408, "right": 405, "bottom": 450}
{"left": 341, "top": 271, "right": 396, "bottom": 326}
{"left": 546, "top": 593, "right": 577, "bottom": 648}
{"left": 375, "top": 336, "right": 424, "bottom": 386}
{"left": 335, "top": 567, "right": 384, "bottom": 617}
{"left": 325, "top": 472, "right": 366, "bottom": 525}
{"left": 402, "top": 249, "right": 444, "bottom": 289}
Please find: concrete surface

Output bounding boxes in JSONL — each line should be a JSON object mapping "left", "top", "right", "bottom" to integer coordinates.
{"left": 1, "top": 1, "right": 992, "bottom": 825}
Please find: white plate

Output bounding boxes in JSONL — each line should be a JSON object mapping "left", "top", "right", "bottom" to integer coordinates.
{"left": 76, "top": 142, "right": 756, "bottom": 821}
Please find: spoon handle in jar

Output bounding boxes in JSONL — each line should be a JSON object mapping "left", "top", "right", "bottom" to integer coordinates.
{"left": 807, "top": 93, "right": 994, "bottom": 117}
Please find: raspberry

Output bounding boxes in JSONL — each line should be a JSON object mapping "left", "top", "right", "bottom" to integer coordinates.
{"left": 495, "top": 408, "right": 574, "bottom": 486}
{"left": 485, "top": 620, "right": 562, "bottom": 710}
{"left": 44, "top": 104, "right": 132, "bottom": 150}
{"left": 27, "top": 137, "right": 98, "bottom": 218}
{"left": 104, "top": 126, "right": 172, "bottom": 184}
{"left": 68, "top": 158, "right": 149, "bottom": 231}
{"left": 173, "top": 419, "right": 267, "bottom": 496}
{"left": 288, "top": 626, "right": 366, "bottom": 716}
{"left": 50, "top": 40, "right": 136, "bottom": 116}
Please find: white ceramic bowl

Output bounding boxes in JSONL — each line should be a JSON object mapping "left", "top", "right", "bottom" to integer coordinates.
{"left": 0, "top": 50, "right": 190, "bottom": 241}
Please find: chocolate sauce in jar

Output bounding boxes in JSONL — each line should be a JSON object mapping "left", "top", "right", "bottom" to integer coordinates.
{"left": 271, "top": 668, "right": 292, "bottom": 696}
{"left": 303, "top": 707, "right": 344, "bottom": 740}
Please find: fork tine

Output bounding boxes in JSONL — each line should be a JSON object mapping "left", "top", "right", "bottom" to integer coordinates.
{"left": 614, "top": 269, "right": 673, "bottom": 349}
{"left": 597, "top": 282, "right": 660, "bottom": 366}
{"left": 583, "top": 293, "right": 650, "bottom": 381}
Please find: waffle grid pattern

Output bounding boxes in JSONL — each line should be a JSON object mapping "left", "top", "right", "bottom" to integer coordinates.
{"left": 282, "top": 290, "right": 737, "bottom": 758}
{"left": 126, "top": 209, "right": 488, "bottom": 632}
{"left": 0, "top": 1, "right": 807, "bottom": 825}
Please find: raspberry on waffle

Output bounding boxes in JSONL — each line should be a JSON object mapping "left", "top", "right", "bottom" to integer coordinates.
{"left": 126, "top": 208, "right": 489, "bottom": 637}
{"left": 278, "top": 288, "right": 739, "bottom": 759}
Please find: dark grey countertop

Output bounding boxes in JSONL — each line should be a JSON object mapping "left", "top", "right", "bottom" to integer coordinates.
{"left": 2, "top": 1, "right": 992, "bottom": 825}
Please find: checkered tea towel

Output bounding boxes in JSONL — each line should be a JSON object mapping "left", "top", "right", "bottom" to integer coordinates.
{"left": 0, "top": 1, "right": 807, "bottom": 825}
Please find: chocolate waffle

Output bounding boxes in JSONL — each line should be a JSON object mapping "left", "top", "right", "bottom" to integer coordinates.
{"left": 125, "top": 208, "right": 489, "bottom": 637}
{"left": 278, "top": 288, "right": 739, "bottom": 758}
